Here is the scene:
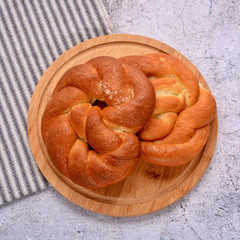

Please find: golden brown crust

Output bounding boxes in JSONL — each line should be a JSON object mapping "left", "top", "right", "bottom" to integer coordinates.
{"left": 102, "top": 64, "right": 156, "bottom": 132}
{"left": 141, "top": 125, "right": 210, "bottom": 166}
{"left": 120, "top": 53, "right": 217, "bottom": 166}
{"left": 42, "top": 52, "right": 217, "bottom": 187}
{"left": 86, "top": 107, "right": 123, "bottom": 153}
{"left": 41, "top": 56, "right": 155, "bottom": 188}
{"left": 69, "top": 104, "right": 91, "bottom": 139}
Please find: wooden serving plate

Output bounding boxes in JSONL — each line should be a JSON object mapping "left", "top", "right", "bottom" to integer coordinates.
{"left": 27, "top": 34, "right": 218, "bottom": 217}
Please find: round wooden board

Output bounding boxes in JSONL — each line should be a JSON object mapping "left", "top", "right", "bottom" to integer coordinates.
{"left": 27, "top": 34, "right": 218, "bottom": 217}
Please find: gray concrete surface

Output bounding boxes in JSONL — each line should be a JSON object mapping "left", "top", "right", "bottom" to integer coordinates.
{"left": 1, "top": 0, "right": 239, "bottom": 239}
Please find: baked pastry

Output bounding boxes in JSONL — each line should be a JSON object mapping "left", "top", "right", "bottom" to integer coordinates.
{"left": 41, "top": 56, "right": 155, "bottom": 188}
{"left": 120, "top": 53, "right": 217, "bottom": 166}
{"left": 42, "top": 53, "right": 216, "bottom": 189}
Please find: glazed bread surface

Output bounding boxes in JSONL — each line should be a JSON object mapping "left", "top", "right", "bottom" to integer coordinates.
{"left": 120, "top": 53, "right": 217, "bottom": 166}
{"left": 41, "top": 53, "right": 217, "bottom": 189}
{"left": 41, "top": 56, "right": 155, "bottom": 188}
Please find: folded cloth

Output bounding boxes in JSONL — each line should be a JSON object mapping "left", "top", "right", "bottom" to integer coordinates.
{"left": 0, "top": 0, "right": 113, "bottom": 206}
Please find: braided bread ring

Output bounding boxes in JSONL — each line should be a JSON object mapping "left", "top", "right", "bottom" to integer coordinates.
{"left": 120, "top": 53, "right": 217, "bottom": 166}
{"left": 41, "top": 56, "right": 155, "bottom": 188}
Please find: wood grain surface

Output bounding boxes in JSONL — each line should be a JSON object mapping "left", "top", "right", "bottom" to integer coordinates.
{"left": 27, "top": 34, "right": 218, "bottom": 217}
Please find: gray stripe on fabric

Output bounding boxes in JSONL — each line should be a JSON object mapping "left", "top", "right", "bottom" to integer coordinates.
{"left": 0, "top": 150, "right": 11, "bottom": 203}
{"left": 0, "top": 165, "right": 9, "bottom": 203}
{"left": 0, "top": 13, "right": 35, "bottom": 98}
{"left": 1, "top": 1, "right": 39, "bottom": 91}
{"left": 56, "top": 2, "right": 77, "bottom": 46}
{"left": 7, "top": 0, "right": 44, "bottom": 77}
{"left": 0, "top": 44, "right": 29, "bottom": 113}
{"left": 0, "top": 116, "right": 23, "bottom": 199}
{"left": 0, "top": 62, "right": 42, "bottom": 192}
{"left": 36, "top": 1, "right": 63, "bottom": 55}
{"left": 90, "top": 0, "right": 109, "bottom": 34}
{"left": 81, "top": 0, "right": 102, "bottom": 36}
{"left": 1, "top": 105, "right": 41, "bottom": 194}
{"left": 62, "top": 1, "right": 87, "bottom": 41}
{"left": 97, "top": 1, "right": 114, "bottom": 34}
{"left": 17, "top": 0, "right": 51, "bottom": 70}
{"left": 71, "top": 1, "right": 95, "bottom": 39}
{"left": 0, "top": 97, "right": 34, "bottom": 195}
{"left": 0, "top": 141, "right": 16, "bottom": 202}
{"left": 0, "top": 131, "right": 24, "bottom": 199}
{"left": 47, "top": 1, "right": 70, "bottom": 50}
{"left": 24, "top": 1, "right": 57, "bottom": 63}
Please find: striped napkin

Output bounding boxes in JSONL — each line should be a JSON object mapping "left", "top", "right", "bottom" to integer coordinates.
{"left": 0, "top": 0, "right": 113, "bottom": 206}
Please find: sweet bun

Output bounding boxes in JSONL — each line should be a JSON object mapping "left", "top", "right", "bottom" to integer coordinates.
{"left": 42, "top": 53, "right": 216, "bottom": 189}
{"left": 120, "top": 53, "right": 217, "bottom": 166}
{"left": 41, "top": 56, "right": 155, "bottom": 188}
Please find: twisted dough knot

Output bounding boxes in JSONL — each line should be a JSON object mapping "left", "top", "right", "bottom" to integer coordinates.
{"left": 120, "top": 53, "right": 217, "bottom": 166}
{"left": 41, "top": 56, "right": 155, "bottom": 188}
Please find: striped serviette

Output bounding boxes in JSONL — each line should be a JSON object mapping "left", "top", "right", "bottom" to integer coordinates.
{"left": 0, "top": 0, "right": 113, "bottom": 206}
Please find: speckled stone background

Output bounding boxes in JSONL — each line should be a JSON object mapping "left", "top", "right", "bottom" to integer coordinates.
{"left": 1, "top": 0, "right": 239, "bottom": 239}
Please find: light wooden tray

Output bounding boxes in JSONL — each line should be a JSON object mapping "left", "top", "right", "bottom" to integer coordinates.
{"left": 27, "top": 34, "right": 218, "bottom": 217}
